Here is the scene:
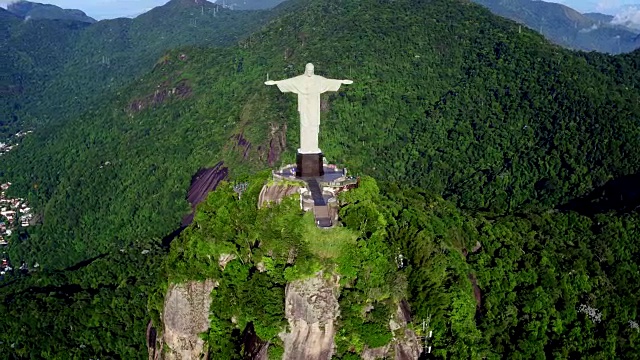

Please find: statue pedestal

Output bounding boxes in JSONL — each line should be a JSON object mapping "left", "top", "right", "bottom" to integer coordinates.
{"left": 296, "top": 152, "right": 324, "bottom": 177}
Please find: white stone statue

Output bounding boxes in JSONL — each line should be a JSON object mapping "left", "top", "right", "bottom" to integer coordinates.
{"left": 265, "top": 63, "right": 353, "bottom": 154}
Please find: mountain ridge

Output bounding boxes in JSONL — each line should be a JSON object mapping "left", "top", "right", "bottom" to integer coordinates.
{"left": 583, "top": 12, "right": 615, "bottom": 24}
{"left": 0, "top": 0, "right": 274, "bottom": 137}
{"left": 473, "top": 0, "right": 640, "bottom": 53}
{"left": 215, "top": 0, "right": 287, "bottom": 10}
{"left": 7, "top": 0, "right": 96, "bottom": 23}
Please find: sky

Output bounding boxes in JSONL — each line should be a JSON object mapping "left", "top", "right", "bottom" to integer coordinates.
{"left": 0, "top": 0, "right": 638, "bottom": 20}
{"left": 557, "top": 0, "right": 636, "bottom": 13}
{"left": 0, "top": 0, "right": 170, "bottom": 19}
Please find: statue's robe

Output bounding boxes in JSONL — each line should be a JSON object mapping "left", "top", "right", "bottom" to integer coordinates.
{"left": 275, "top": 75, "right": 344, "bottom": 154}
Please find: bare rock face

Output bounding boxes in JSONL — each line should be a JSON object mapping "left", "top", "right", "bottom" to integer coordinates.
{"left": 362, "top": 345, "right": 390, "bottom": 360}
{"left": 393, "top": 328, "right": 422, "bottom": 360}
{"left": 161, "top": 279, "right": 217, "bottom": 360}
{"left": 258, "top": 183, "right": 301, "bottom": 209}
{"left": 391, "top": 301, "right": 422, "bottom": 360}
{"left": 280, "top": 272, "right": 339, "bottom": 360}
{"left": 218, "top": 253, "right": 236, "bottom": 269}
{"left": 182, "top": 162, "right": 229, "bottom": 225}
{"left": 361, "top": 301, "right": 422, "bottom": 360}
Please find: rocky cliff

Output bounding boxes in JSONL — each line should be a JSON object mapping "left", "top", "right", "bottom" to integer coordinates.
{"left": 362, "top": 301, "right": 422, "bottom": 360}
{"left": 156, "top": 279, "right": 217, "bottom": 360}
{"left": 152, "top": 274, "right": 422, "bottom": 360}
{"left": 279, "top": 272, "right": 340, "bottom": 360}
{"left": 258, "top": 182, "right": 301, "bottom": 209}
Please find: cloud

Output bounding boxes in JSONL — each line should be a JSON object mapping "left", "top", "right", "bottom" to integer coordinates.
{"left": 0, "top": 1, "right": 18, "bottom": 8}
{"left": 579, "top": 24, "right": 600, "bottom": 33}
{"left": 611, "top": 5, "right": 640, "bottom": 31}
{"left": 597, "top": 0, "right": 622, "bottom": 11}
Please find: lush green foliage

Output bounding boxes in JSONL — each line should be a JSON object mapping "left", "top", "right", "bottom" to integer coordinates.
{"left": 0, "top": 13, "right": 89, "bottom": 137}
{"left": 0, "top": 241, "right": 165, "bottom": 359}
{"left": 166, "top": 174, "right": 302, "bottom": 358}
{"left": 384, "top": 185, "right": 640, "bottom": 358}
{"left": 165, "top": 173, "right": 400, "bottom": 358}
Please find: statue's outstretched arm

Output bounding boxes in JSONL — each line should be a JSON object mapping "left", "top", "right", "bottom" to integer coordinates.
{"left": 342, "top": 80, "right": 353, "bottom": 85}
{"left": 265, "top": 80, "right": 278, "bottom": 85}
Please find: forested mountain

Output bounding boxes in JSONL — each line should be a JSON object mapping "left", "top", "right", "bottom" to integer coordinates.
{"left": 0, "top": 0, "right": 639, "bottom": 358}
{"left": 583, "top": 12, "right": 615, "bottom": 23}
{"left": 0, "top": 14, "right": 91, "bottom": 136}
{"left": 0, "top": 0, "right": 274, "bottom": 138}
{"left": 6, "top": 0, "right": 640, "bottom": 267}
{"left": 473, "top": 0, "right": 640, "bottom": 53}
{"left": 7, "top": 1, "right": 96, "bottom": 23}
{"left": 0, "top": 6, "right": 19, "bottom": 21}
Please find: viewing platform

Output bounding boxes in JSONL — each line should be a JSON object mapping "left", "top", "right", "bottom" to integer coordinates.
{"left": 270, "top": 163, "right": 359, "bottom": 228}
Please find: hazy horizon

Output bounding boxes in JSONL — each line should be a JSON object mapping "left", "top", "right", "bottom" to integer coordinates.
{"left": 0, "top": 0, "right": 638, "bottom": 21}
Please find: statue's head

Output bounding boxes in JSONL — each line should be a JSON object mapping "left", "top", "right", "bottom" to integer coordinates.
{"left": 305, "top": 63, "right": 314, "bottom": 77}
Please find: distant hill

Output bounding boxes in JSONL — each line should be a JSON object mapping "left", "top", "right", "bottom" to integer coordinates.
{"left": 7, "top": 0, "right": 96, "bottom": 23}
{"left": 0, "top": 16, "right": 90, "bottom": 136}
{"left": 0, "top": 0, "right": 274, "bottom": 138}
{"left": 0, "top": 6, "right": 19, "bottom": 21}
{"left": 0, "top": 7, "right": 19, "bottom": 37}
{"left": 215, "top": 0, "right": 286, "bottom": 10}
{"left": 583, "top": 12, "right": 614, "bottom": 24}
{"left": 472, "top": 0, "right": 640, "bottom": 53}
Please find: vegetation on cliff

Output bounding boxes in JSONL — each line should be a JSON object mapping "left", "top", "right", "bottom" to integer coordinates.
{"left": 162, "top": 171, "right": 640, "bottom": 358}
{"left": 2, "top": 170, "right": 639, "bottom": 358}
{"left": 160, "top": 173, "right": 402, "bottom": 358}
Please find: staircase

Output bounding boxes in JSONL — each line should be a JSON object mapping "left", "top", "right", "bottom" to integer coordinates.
{"left": 306, "top": 178, "right": 332, "bottom": 227}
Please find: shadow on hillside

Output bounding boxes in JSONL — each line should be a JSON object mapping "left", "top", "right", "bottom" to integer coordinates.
{"left": 558, "top": 172, "right": 640, "bottom": 216}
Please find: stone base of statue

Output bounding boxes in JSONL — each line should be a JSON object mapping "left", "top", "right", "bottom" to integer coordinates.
{"left": 296, "top": 152, "right": 324, "bottom": 177}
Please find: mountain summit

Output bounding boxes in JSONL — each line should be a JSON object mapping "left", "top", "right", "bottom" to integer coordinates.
{"left": 7, "top": 1, "right": 96, "bottom": 23}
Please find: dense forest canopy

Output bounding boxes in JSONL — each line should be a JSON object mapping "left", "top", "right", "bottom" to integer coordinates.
{"left": 2, "top": 175, "right": 638, "bottom": 358}
{"left": 0, "top": 0, "right": 638, "bottom": 358}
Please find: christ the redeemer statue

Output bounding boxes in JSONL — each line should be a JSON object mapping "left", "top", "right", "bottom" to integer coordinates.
{"left": 265, "top": 63, "right": 352, "bottom": 177}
